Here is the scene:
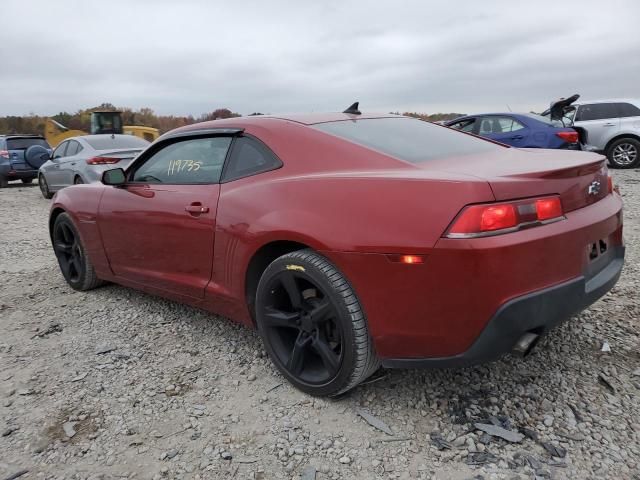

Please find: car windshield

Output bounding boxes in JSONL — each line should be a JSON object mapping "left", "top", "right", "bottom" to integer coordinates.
{"left": 6, "top": 138, "right": 50, "bottom": 150}
{"left": 313, "top": 117, "right": 502, "bottom": 163}
{"left": 85, "top": 135, "right": 149, "bottom": 150}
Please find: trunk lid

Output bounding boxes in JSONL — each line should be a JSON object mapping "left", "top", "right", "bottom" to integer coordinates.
{"left": 426, "top": 148, "right": 609, "bottom": 213}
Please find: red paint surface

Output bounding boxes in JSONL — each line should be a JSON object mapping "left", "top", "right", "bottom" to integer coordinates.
{"left": 50, "top": 114, "right": 624, "bottom": 360}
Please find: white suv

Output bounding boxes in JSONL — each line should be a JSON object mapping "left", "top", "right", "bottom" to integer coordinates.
{"left": 546, "top": 97, "right": 640, "bottom": 168}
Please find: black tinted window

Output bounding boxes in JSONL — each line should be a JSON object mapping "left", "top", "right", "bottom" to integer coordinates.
{"left": 85, "top": 135, "right": 149, "bottom": 150}
{"left": 6, "top": 138, "right": 49, "bottom": 150}
{"left": 618, "top": 102, "right": 640, "bottom": 117}
{"left": 313, "top": 117, "right": 501, "bottom": 163}
{"left": 576, "top": 103, "right": 618, "bottom": 121}
{"left": 132, "top": 137, "right": 232, "bottom": 184}
{"left": 222, "top": 136, "right": 282, "bottom": 182}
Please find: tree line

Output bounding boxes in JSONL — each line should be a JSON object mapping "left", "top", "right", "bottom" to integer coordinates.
{"left": 0, "top": 103, "right": 463, "bottom": 135}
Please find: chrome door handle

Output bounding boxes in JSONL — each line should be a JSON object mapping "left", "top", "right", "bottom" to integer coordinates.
{"left": 185, "top": 205, "right": 209, "bottom": 214}
{"left": 603, "top": 123, "right": 616, "bottom": 127}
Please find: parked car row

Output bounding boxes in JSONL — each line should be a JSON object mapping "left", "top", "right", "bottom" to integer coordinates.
{"left": 443, "top": 95, "right": 640, "bottom": 169}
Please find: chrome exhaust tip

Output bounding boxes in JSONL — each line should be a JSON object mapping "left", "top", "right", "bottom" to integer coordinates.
{"left": 512, "top": 332, "right": 540, "bottom": 358}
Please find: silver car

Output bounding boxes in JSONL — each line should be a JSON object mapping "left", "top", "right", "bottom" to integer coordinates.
{"left": 38, "top": 134, "right": 149, "bottom": 198}
{"left": 546, "top": 96, "right": 640, "bottom": 168}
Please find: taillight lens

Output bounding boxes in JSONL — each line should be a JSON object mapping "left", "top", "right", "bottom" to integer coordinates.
{"left": 556, "top": 131, "right": 579, "bottom": 143}
{"left": 607, "top": 175, "right": 614, "bottom": 194}
{"left": 0, "top": 150, "right": 9, "bottom": 159}
{"left": 445, "top": 196, "right": 564, "bottom": 238}
{"left": 86, "top": 157, "right": 120, "bottom": 165}
{"left": 535, "top": 197, "right": 563, "bottom": 220}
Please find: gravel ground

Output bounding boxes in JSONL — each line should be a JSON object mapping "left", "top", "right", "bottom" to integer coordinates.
{"left": 1, "top": 170, "right": 639, "bottom": 480}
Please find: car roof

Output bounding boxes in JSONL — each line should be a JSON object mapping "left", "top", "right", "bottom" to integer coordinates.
{"left": 0, "top": 134, "right": 45, "bottom": 139}
{"left": 63, "top": 134, "right": 140, "bottom": 142}
{"left": 175, "top": 112, "right": 402, "bottom": 133}
{"left": 573, "top": 98, "right": 640, "bottom": 105}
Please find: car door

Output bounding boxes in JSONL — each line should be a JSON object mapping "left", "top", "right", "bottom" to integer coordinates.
{"left": 57, "top": 140, "right": 83, "bottom": 186}
{"left": 617, "top": 102, "right": 640, "bottom": 133}
{"left": 478, "top": 116, "right": 529, "bottom": 147}
{"left": 47, "top": 141, "right": 69, "bottom": 187}
{"left": 573, "top": 103, "right": 620, "bottom": 149}
{"left": 98, "top": 134, "right": 233, "bottom": 298}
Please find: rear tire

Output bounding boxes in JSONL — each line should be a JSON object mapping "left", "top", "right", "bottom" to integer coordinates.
{"left": 255, "top": 249, "right": 379, "bottom": 397}
{"left": 21, "top": 178, "right": 34, "bottom": 184}
{"left": 74, "top": 176, "right": 84, "bottom": 185}
{"left": 606, "top": 137, "right": 640, "bottom": 169}
{"left": 39, "top": 174, "right": 53, "bottom": 199}
{"left": 0, "top": 176, "right": 8, "bottom": 188}
{"left": 52, "top": 213, "right": 105, "bottom": 291}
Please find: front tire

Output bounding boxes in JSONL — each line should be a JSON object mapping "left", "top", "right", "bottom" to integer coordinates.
{"left": 607, "top": 137, "right": 640, "bottom": 169}
{"left": 255, "top": 250, "right": 379, "bottom": 397}
{"left": 0, "top": 176, "right": 8, "bottom": 188}
{"left": 52, "top": 213, "right": 104, "bottom": 291}
{"left": 39, "top": 174, "right": 53, "bottom": 199}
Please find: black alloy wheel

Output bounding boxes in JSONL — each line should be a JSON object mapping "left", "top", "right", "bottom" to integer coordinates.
{"left": 262, "top": 270, "right": 343, "bottom": 383}
{"left": 53, "top": 221, "right": 84, "bottom": 284}
{"left": 52, "top": 213, "right": 104, "bottom": 291}
{"left": 256, "top": 250, "right": 379, "bottom": 396}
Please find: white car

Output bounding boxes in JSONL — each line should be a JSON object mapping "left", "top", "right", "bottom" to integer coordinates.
{"left": 545, "top": 95, "right": 640, "bottom": 168}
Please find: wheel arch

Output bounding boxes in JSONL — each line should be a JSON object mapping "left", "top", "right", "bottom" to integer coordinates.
{"left": 244, "top": 240, "right": 311, "bottom": 324}
{"left": 604, "top": 133, "right": 640, "bottom": 153}
{"left": 49, "top": 207, "right": 66, "bottom": 241}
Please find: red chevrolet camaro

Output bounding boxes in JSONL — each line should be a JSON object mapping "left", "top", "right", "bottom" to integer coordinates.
{"left": 49, "top": 109, "right": 625, "bottom": 396}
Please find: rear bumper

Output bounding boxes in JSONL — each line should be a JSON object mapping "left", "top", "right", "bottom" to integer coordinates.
{"left": 0, "top": 165, "right": 38, "bottom": 179}
{"left": 382, "top": 245, "right": 624, "bottom": 368}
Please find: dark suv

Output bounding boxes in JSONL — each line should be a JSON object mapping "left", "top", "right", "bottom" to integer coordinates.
{"left": 0, "top": 135, "right": 52, "bottom": 187}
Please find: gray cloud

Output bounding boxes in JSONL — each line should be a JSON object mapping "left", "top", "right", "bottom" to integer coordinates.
{"left": 1, "top": 0, "right": 639, "bottom": 116}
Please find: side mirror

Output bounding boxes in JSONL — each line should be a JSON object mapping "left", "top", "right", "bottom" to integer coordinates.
{"left": 102, "top": 168, "right": 126, "bottom": 186}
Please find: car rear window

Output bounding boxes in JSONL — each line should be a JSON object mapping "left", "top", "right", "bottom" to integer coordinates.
{"left": 85, "top": 135, "right": 149, "bottom": 150}
{"left": 313, "top": 117, "right": 502, "bottom": 163}
{"left": 6, "top": 138, "right": 49, "bottom": 150}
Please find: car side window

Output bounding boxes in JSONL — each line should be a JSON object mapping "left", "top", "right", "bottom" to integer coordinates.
{"left": 53, "top": 142, "right": 68, "bottom": 159}
{"left": 575, "top": 103, "right": 618, "bottom": 121}
{"left": 449, "top": 119, "right": 476, "bottom": 133}
{"left": 65, "top": 140, "right": 81, "bottom": 157}
{"left": 495, "top": 117, "right": 525, "bottom": 132}
{"left": 617, "top": 102, "right": 640, "bottom": 118}
{"left": 221, "top": 136, "right": 282, "bottom": 182}
{"left": 132, "top": 136, "right": 232, "bottom": 184}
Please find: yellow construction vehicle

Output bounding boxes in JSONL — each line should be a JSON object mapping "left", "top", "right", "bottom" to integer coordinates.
{"left": 45, "top": 111, "right": 159, "bottom": 147}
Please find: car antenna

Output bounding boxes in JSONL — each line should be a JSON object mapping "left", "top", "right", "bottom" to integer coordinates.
{"left": 343, "top": 102, "right": 361, "bottom": 115}
{"left": 506, "top": 104, "right": 512, "bottom": 112}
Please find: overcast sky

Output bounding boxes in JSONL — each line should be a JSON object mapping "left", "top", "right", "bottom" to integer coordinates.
{"left": 1, "top": 0, "right": 639, "bottom": 117}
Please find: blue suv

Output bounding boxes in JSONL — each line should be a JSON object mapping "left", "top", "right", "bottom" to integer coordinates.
{"left": 0, "top": 135, "right": 52, "bottom": 188}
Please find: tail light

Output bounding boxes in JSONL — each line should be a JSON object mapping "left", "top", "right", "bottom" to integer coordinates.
{"left": 445, "top": 196, "right": 564, "bottom": 238}
{"left": 0, "top": 150, "right": 9, "bottom": 159}
{"left": 86, "top": 156, "right": 121, "bottom": 165}
{"left": 556, "top": 131, "right": 579, "bottom": 143}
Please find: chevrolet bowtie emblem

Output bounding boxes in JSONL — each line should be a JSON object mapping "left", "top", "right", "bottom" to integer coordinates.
{"left": 588, "top": 180, "right": 601, "bottom": 196}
